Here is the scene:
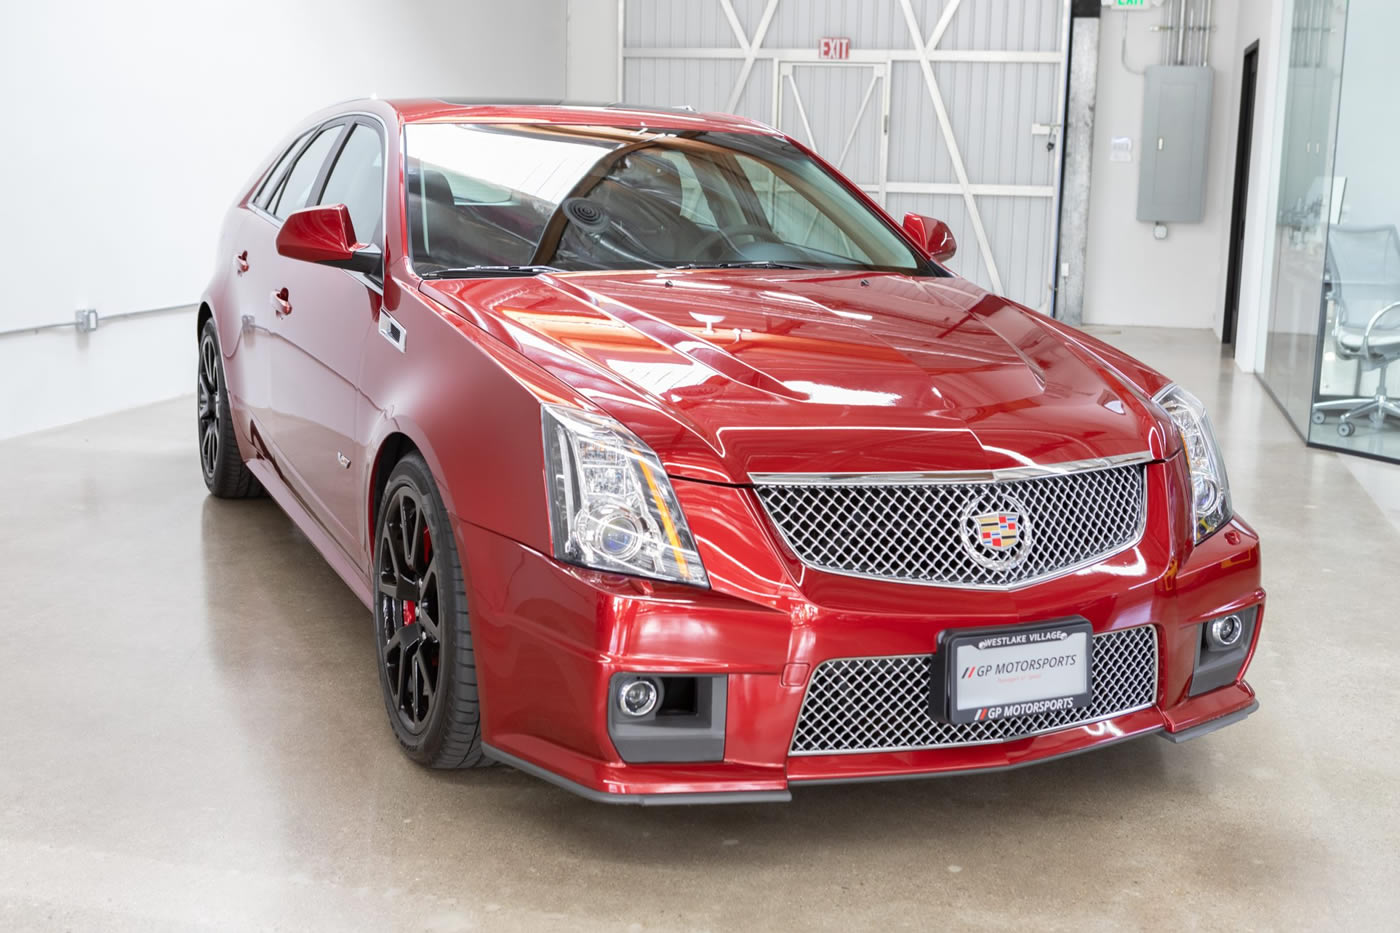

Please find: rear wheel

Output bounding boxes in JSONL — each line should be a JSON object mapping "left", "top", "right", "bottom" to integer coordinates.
{"left": 198, "top": 319, "right": 263, "bottom": 498}
{"left": 374, "top": 454, "right": 488, "bottom": 768}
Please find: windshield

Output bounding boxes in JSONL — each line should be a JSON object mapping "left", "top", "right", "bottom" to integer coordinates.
{"left": 402, "top": 123, "right": 935, "bottom": 276}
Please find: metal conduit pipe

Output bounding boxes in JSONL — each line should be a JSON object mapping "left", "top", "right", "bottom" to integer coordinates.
{"left": 1204, "top": 0, "right": 1213, "bottom": 65}
{"left": 1177, "top": 0, "right": 1187, "bottom": 64}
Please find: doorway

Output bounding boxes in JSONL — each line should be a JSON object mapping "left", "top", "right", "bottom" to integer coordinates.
{"left": 774, "top": 61, "right": 890, "bottom": 200}
{"left": 1222, "top": 41, "right": 1260, "bottom": 346}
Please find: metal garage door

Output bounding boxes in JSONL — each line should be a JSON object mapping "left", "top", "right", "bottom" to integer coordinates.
{"left": 620, "top": 0, "right": 1071, "bottom": 313}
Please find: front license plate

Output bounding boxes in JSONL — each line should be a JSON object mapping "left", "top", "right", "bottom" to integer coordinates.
{"left": 945, "top": 620, "right": 1093, "bottom": 724}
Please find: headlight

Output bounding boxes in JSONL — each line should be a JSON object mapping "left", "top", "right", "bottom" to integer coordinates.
{"left": 1153, "top": 384, "right": 1232, "bottom": 543}
{"left": 542, "top": 405, "right": 709, "bottom": 587}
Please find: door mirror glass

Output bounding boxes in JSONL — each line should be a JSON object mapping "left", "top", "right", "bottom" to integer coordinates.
{"left": 902, "top": 213, "right": 957, "bottom": 263}
{"left": 275, "top": 204, "right": 381, "bottom": 274}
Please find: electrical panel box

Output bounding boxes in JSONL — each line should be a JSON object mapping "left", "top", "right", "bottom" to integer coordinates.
{"left": 1136, "top": 65, "right": 1213, "bottom": 223}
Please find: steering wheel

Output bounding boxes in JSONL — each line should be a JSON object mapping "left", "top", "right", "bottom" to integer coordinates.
{"left": 695, "top": 224, "right": 780, "bottom": 258}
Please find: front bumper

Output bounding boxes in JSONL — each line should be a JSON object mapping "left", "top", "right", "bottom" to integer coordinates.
{"left": 455, "top": 464, "right": 1264, "bottom": 804}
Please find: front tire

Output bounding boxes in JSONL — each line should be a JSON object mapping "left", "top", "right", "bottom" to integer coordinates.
{"left": 374, "top": 454, "right": 488, "bottom": 768}
{"left": 198, "top": 319, "right": 263, "bottom": 498}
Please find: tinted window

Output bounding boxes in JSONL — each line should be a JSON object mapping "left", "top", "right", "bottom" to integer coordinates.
{"left": 402, "top": 123, "right": 931, "bottom": 275}
{"left": 318, "top": 124, "right": 384, "bottom": 243}
{"left": 736, "top": 155, "right": 871, "bottom": 262}
{"left": 271, "top": 126, "right": 340, "bottom": 220}
{"left": 254, "top": 130, "right": 312, "bottom": 210}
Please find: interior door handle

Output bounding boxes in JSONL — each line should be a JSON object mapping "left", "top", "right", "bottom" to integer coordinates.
{"left": 235, "top": 250, "right": 249, "bottom": 275}
{"left": 270, "top": 288, "right": 292, "bottom": 317}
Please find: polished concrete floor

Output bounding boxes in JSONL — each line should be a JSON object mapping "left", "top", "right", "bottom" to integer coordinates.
{"left": 2, "top": 326, "right": 1398, "bottom": 931}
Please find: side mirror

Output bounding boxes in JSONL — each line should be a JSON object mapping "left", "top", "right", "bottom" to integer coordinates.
{"left": 902, "top": 212, "right": 957, "bottom": 263}
{"left": 275, "top": 204, "right": 382, "bottom": 275}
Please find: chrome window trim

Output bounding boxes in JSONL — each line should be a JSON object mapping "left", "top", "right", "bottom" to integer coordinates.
{"left": 248, "top": 110, "right": 390, "bottom": 229}
{"left": 787, "top": 625, "right": 1159, "bottom": 757}
{"left": 245, "top": 110, "right": 392, "bottom": 298}
{"left": 748, "top": 450, "right": 1157, "bottom": 486}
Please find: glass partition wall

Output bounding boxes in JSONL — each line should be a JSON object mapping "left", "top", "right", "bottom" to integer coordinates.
{"left": 1261, "top": 0, "right": 1400, "bottom": 464}
{"left": 1307, "top": 0, "right": 1400, "bottom": 459}
{"left": 1260, "top": 0, "right": 1347, "bottom": 435}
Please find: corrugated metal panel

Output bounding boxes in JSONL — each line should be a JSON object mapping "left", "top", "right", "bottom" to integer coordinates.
{"left": 778, "top": 64, "right": 884, "bottom": 185}
{"left": 762, "top": 0, "right": 916, "bottom": 50}
{"left": 623, "top": 58, "right": 743, "bottom": 111}
{"left": 737, "top": 59, "right": 774, "bottom": 122}
{"left": 624, "top": 1, "right": 741, "bottom": 48}
{"left": 621, "top": 0, "right": 1070, "bottom": 312}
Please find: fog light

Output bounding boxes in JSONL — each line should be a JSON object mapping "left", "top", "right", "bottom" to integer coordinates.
{"left": 1208, "top": 614, "right": 1244, "bottom": 649}
{"left": 618, "top": 678, "right": 660, "bottom": 717}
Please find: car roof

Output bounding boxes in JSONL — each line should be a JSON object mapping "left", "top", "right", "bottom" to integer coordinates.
{"left": 375, "top": 97, "right": 776, "bottom": 134}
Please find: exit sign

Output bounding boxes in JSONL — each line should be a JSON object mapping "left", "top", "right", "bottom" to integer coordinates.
{"left": 1102, "top": 0, "right": 1162, "bottom": 8}
{"left": 819, "top": 37, "right": 851, "bottom": 60}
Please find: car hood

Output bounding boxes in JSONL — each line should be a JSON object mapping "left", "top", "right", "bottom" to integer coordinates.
{"left": 422, "top": 269, "right": 1176, "bottom": 483}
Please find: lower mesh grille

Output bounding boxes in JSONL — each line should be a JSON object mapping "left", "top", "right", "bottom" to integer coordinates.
{"left": 790, "top": 625, "right": 1158, "bottom": 755}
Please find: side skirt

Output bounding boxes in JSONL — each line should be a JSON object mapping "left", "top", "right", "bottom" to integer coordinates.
{"left": 245, "top": 458, "right": 374, "bottom": 609}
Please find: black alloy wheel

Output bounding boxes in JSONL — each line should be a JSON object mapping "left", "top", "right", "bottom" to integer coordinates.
{"left": 198, "top": 331, "right": 221, "bottom": 479}
{"left": 373, "top": 454, "right": 487, "bottom": 767}
{"left": 197, "top": 318, "right": 262, "bottom": 498}
{"left": 378, "top": 483, "right": 443, "bottom": 733}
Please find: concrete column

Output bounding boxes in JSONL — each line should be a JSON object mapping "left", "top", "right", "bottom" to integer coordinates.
{"left": 566, "top": 0, "right": 621, "bottom": 102}
{"left": 1056, "top": 17, "right": 1100, "bottom": 326}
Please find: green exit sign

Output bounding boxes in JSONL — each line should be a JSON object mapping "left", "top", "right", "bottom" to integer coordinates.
{"left": 1105, "top": 0, "right": 1157, "bottom": 8}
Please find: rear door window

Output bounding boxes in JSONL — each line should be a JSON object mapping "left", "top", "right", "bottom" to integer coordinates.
{"left": 270, "top": 126, "right": 342, "bottom": 220}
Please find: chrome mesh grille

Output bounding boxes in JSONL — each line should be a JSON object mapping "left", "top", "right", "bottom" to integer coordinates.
{"left": 755, "top": 464, "right": 1147, "bottom": 588}
{"left": 790, "top": 625, "right": 1157, "bottom": 755}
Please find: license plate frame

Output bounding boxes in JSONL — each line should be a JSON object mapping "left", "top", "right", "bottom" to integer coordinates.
{"left": 932, "top": 619, "right": 1094, "bottom": 725}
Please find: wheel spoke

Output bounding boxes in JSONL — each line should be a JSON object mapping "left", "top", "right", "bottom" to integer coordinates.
{"left": 418, "top": 557, "right": 438, "bottom": 599}
{"left": 377, "top": 573, "right": 417, "bottom": 601}
{"left": 407, "top": 650, "right": 423, "bottom": 722}
{"left": 385, "top": 621, "right": 422, "bottom": 655}
{"left": 399, "top": 496, "right": 418, "bottom": 573}
{"left": 381, "top": 528, "right": 408, "bottom": 583}
{"left": 201, "top": 425, "right": 218, "bottom": 473}
{"left": 200, "top": 339, "right": 218, "bottom": 392}
{"left": 416, "top": 598, "right": 441, "bottom": 641}
{"left": 414, "top": 653, "right": 436, "bottom": 709}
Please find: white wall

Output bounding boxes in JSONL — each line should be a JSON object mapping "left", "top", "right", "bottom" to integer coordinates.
{"left": 567, "top": 0, "right": 621, "bottom": 101}
{"left": 0, "top": 0, "right": 566, "bottom": 440}
{"left": 1082, "top": 5, "right": 1242, "bottom": 332}
{"left": 1081, "top": 0, "right": 1286, "bottom": 353}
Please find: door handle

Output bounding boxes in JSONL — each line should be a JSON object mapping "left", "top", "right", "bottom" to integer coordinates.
{"left": 270, "top": 288, "right": 292, "bottom": 317}
{"left": 235, "top": 250, "right": 249, "bottom": 275}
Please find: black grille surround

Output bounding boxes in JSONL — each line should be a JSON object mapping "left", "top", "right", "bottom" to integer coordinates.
{"left": 789, "top": 625, "right": 1159, "bottom": 755}
{"left": 754, "top": 462, "right": 1148, "bottom": 589}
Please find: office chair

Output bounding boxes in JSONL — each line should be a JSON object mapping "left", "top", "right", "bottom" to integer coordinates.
{"left": 1309, "top": 224, "right": 1400, "bottom": 436}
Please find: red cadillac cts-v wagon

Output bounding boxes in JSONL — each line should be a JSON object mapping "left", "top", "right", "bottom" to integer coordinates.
{"left": 198, "top": 98, "right": 1262, "bottom": 804}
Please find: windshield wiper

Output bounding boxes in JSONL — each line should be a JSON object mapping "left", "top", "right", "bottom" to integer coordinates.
{"left": 670, "top": 260, "right": 814, "bottom": 271}
{"left": 420, "top": 264, "right": 565, "bottom": 279}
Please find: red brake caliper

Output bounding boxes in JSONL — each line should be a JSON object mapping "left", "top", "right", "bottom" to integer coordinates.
{"left": 401, "top": 528, "right": 431, "bottom": 628}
